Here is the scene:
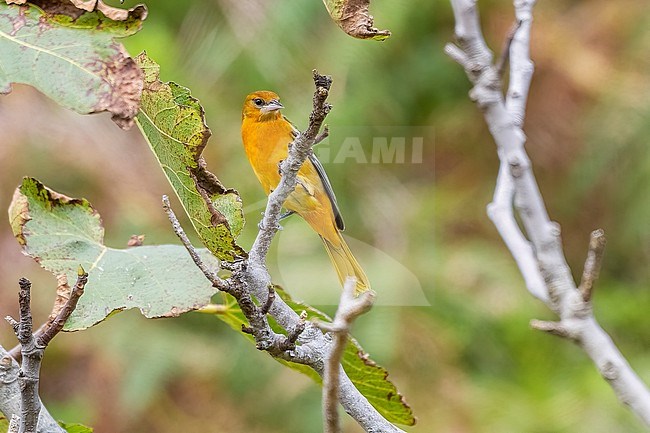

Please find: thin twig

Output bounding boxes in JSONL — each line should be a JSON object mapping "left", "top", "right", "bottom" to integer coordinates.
{"left": 162, "top": 195, "right": 228, "bottom": 291}
{"left": 496, "top": 20, "right": 522, "bottom": 79}
{"left": 315, "top": 278, "right": 375, "bottom": 433}
{"left": 10, "top": 278, "right": 41, "bottom": 433}
{"left": 579, "top": 229, "right": 607, "bottom": 302}
{"left": 314, "top": 125, "right": 330, "bottom": 146}
{"left": 260, "top": 285, "right": 276, "bottom": 316}
{"left": 163, "top": 197, "right": 308, "bottom": 360}
{"left": 281, "top": 311, "right": 308, "bottom": 351}
{"left": 37, "top": 268, "right": 87, "bottom": 347}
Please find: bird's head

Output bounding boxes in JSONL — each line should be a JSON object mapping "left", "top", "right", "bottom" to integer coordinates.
{"left": 242, "top": 91, "right": 284, "bottom": 121}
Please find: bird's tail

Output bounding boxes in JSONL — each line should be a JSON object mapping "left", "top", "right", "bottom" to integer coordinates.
{"left": 321, "top": 232, "right": 371, "bottom": 295}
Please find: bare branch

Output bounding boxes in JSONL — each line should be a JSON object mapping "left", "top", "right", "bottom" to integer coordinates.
{"left": 162, "top": 195, "right": 228, "bottom": 291}
{"left": 506, "top": 0, "right": 536, "bottom": 127}
{"left": 165, "top": 72, "right": 404, "bottom": 432}
{"left": 8, "top": 415, "right": 20, "bottom": 433}
{"left": 16, "top": 278, "right": 33, "bottom": 344}
{"left": 163, "top": 197, "right": 311, "bottom": 362}
{"left": 0, "top": 347, "right": 64, "bottom": 433}
{"left": 447, "top": 0, "right": 650, "bottom": 425}
{"left": 314, "top": 125, "right": 330, "bottom": 146}
{"left": 1, "top": 275, "right": 87, "bottom": 433}
{"left": 496, "top": 20, "right": 522, "bottom": 79}
{"left": 281, "top": 311, "right": 308, "bottom": 351}
{"left": 14, "top": 278, "right": 41, "bottom": 433}
{"left": 530, "top": 319, "right": 573, "bottom": 340}
{"left": 221, "top": 72, "right": 404, "bottom": 431}
{"left": 315, "top": 278, "right": 375, "bottom": 433}
{"left": 36, "top": 268, "right": 88, "bottom": 348}
{"left": 579, "top": 229, "right": 607, "bottom": 302}
{"left": 487, "top": 163, "right": 548, "bottom": 302}
{"left": 260, "top": 285, "right": 276, "bottom": 316}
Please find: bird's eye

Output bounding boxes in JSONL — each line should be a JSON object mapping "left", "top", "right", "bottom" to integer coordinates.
{"left": 253, "top": 98, "right": 265, "bottom": 107}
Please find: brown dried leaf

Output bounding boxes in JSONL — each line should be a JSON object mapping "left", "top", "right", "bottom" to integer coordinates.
{"left": 4, "top": 0, "right": 148, "bottom": 21}
{"left": 322, "top": 0, "right": 391, "bottom": 41}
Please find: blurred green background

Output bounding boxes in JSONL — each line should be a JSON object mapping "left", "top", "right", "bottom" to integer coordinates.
{"left": 1, "top": 0, "right": 649, "bottom": 431}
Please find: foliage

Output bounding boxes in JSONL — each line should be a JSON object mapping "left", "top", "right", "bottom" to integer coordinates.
{"left": 8, "top": 177, "right": 218, "bottom": 330}
{"left": 135, "top": 53, "right": 414, "bottom": 425}
{"left": 0, "top": 1, "right": 145, "bottom": 127}
{"left": 0, "top": 0, "right": 648, "bottom": 432}
{"left": 322, "top": 0, "right": 391, "bottom": 41}
{"left": 135, "top": 52, "right": 246, "bottom": 261}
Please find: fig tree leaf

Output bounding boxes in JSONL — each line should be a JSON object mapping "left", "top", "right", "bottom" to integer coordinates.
{"left": 6, "top": 0, "right": 146, "bottom": 22}
{"left": 322, "top": 0, "right": 391, "bottom": 41}
{"left": 134, "top": 52, "right": 246, "bottom": 261}
{"left": 209, "top": 287, "right": 415, "bottom": 426}
{"left": 8, "top": 177, "right": 218, "bottom": 331}
{"left": 0, "top": 2, "right": 146, "bottom": 128}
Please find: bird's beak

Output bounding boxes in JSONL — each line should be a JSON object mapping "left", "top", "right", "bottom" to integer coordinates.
{"left": 261, "top": 99, "right": 284, "bottom": 114}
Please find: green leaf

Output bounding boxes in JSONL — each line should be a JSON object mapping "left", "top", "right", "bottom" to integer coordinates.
{"left": 8, "top": 177, "right": 218, "bottom": 331}
{"left": 207, "top": 287, "right": 415, "bottom": 426}
{"left": 322, "top": 0, "right": 391, "bottom": 41}
{"left": 59, "top": 421, "right": 94, "bottom": 433}
{"left": 0, "top": 2, "right": 146, "bottom": 128}
{"left": 0, "top": 415, "right": 8, "bottom": 430}
{"left": 134, "top": 52, "right": 246, "bottom": 261}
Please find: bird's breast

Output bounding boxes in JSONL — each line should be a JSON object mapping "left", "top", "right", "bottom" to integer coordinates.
{"left": 242, "top": 118, "right": 293, "bottom": 194}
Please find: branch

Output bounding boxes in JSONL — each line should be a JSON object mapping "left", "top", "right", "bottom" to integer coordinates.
{"left": 162, "top": 195, "right": 227, "bottom": 291}
{"left": 9, "top": 278, "right": 41, "bottom": 433}
{"left": 8, "top": 415, "right": 20, "bottom": 433}
{"left": 241, "top": 72, "right": 404, "bottom": 431}
{"left": 167, "top": 72, "right": 404, "bottom": 432}
{"left": 36, "top": 269, "right": 87, "bottom": 348}
{"left": 163, "top": 196, "right": 311, "bottom": 361}
{"left": 315, "top": 278, "right": 375, "bottom": 433}
{"left": 249, "top": 69, "right": 332, "bottom": 263}
{"left": 1, "top": 274, "right": 86, "bottom": 433}
{"left": 447, "top": 0, "right": 650, "bottom": 426}
{"left": 505, "top": 0, "right": 535, "bottom": 127}
{"left": 579, "top": 229, "right": 606, "bottom": 302}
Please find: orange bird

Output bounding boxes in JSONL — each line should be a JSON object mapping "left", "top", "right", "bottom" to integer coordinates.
{"left": 241, "top": 90, "right": 370, "bottom": 294}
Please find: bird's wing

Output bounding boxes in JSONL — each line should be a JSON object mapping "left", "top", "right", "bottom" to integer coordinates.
{"left": 308, "top": 153, "right": 345, "bottom": 231}
{"left": 284, "top": 115, "right": 344, "bottom": 231}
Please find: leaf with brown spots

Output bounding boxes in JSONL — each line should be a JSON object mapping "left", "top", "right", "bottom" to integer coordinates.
{"left": 135, "top": 53, "right": 246, "bottom": 261}
{"left": 8, "top": 177, "right": 219, "bottom": 331}
{"left": 0, "top": 1, "right": 147, "bottom": 128}
{"left": 322, "top": 0, "right": 390, "bottom": 41}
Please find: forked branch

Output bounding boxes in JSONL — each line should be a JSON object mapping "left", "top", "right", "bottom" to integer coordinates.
{"left": 166, "top": 71, "right": 404, "bottom": 432}
{"left": 446, "top": 0, "right": 650, "bottom": 425}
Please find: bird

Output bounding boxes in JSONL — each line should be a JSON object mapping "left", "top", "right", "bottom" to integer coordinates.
{"left": 241, "top": 90, "right": 370, "bottom": 294}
